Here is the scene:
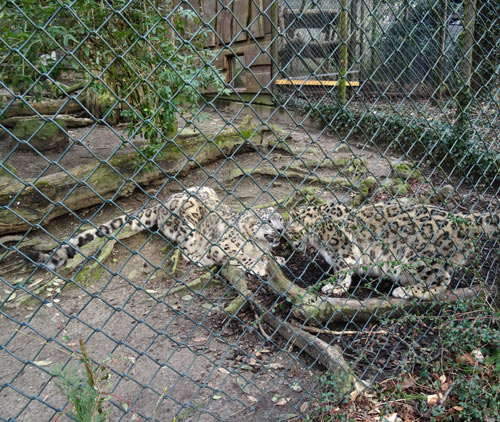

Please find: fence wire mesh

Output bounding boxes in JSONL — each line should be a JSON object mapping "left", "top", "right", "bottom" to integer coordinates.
{"left": 0, "top": 0, "right": 499, "bottom": 421}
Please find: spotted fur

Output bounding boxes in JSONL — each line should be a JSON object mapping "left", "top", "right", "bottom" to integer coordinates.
{"left": 26, "top": 187, "right": 284, "bottom": 276}
{"left": 288, "top": 201, "right": 499, "bottom": 299}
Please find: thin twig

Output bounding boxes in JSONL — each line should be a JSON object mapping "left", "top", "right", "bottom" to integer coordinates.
{"left": 290, "top": 322, "right": 388, "bottom": 336}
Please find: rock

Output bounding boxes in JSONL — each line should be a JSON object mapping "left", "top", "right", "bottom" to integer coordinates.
{"left": 392, "top": 161, "right": 423, "bottom": 181}
{"left": 12, "top": 119, "right": 69, "bottom": 151}
{"left": 390, "top": 178, "right": 409, "bottom": 196}
{"left": 382, "top": 177, "right": 409, "bottom": 197}
{"left": 436, "top": 184, "right": 455, "bottom": 201}
{"left": 0, "top": 127, "right": 9, "bottom": 140}
{"left": 358, "top": 177, "right": 377, "bottom": 196}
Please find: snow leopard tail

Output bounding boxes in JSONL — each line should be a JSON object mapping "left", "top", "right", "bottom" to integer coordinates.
{"left": 25, "top": 206, "right": 160, "bottom": 270}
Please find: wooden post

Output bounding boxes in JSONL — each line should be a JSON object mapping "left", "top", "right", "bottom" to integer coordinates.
{"left": 348, "top": 0, "right": 358, "bottom": 73}
{"left": 337, "top": 0, "right": 348, "bottom": 105}
{"left": 456, "top": 0, "right": 477, "bottom": 129}
{"left": 439, "top": 0, "right": 449, "bottom": 99}
{"left": 369, "top": 0, "right": 378, "bottom": 77}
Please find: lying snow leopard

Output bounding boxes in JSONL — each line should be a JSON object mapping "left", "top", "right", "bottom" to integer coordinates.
{"left": 26, "top": 187, "right": 284, "bottom": 276}
{"left": 287, "top": 201, "right": 499, "bottom": 299}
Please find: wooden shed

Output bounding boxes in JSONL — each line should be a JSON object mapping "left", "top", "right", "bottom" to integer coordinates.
{"left": 186, "top": 0, "right": 364, "bottom": 102}
{"left": 183, "top": 0, "right": 275, "bottom": 101}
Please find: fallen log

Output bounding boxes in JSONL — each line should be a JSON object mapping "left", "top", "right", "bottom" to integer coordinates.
{"left": 1, "top": 115, "right": 94, "bottom": 129}
{"left": 1, "top": 98, "right": 83, "bottom": 119}
{"left": 0, "top": 125, "right": 266, "bottom": 234}
{"left": 261, "top": 311, "right": 367, "bottom": 397}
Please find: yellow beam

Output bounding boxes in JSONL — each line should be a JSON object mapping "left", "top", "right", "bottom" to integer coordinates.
{"left": 275, "top": 79, "right": 360, "bottom": 87}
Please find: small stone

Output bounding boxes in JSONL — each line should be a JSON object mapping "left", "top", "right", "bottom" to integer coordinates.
{"left": 437, "top": 184, "right": 455, "bottom": 200}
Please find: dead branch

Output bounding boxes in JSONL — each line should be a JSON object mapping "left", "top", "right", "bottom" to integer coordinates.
{"left": 266, "top": 260, "right": 487, "bottom": 323}
{"left": 220, "top": 266, "right": 254, "bottom": 315}
{"left": 219, "top": 264, "right": 366, "bottom": 397}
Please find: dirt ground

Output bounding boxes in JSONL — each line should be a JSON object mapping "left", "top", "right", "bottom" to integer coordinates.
{"left": 1, "top": 111, "right": 498, "bottom": 421}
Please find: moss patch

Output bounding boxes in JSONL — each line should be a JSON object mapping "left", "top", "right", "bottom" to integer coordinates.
{"left": 12, "top": 119, "right": 68, "bottom": 151}
{"left": 0, "top": 163, "right": 18, "bottom": 178}
{"left": 357, "top": 177, "right": 377, "bottom": 197}
{"left": 392, "top": 162, "right": 423, "bottom": 181}
{"left": 384, "top": 178, "right": 410, "bottom": 196}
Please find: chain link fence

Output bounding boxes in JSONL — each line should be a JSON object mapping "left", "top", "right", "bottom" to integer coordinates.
{"left": 1, "top": 0, "right": 499, "bottom": 421}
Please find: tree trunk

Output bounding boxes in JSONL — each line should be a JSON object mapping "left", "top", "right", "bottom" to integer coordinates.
{"left": 348, "top": 0, "right": 358, "bottom": 76}
{"left": 369, "top": 0, "right": 378, "bottom": 77}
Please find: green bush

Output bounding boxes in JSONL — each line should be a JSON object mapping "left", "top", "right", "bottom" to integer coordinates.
{"left": 1, "top": 0, "right": 227, "bottom": 165}
{"left": 307, "top": 103, "right": 500, "bottom": 185}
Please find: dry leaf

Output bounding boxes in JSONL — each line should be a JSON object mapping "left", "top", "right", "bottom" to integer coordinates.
{"left": 400, "top": 374, "right": 415, "bottom": 390}
{"left": 471, "top": 349, "right": 484, "bottom": 362}
{"left": 439, "top": 374, "right": 446, "bottom": 384}
{"left": 457, "top": 353, "right": 477, "bottom": 366}
{"left": 248, "top": 358, "right": 258, "bottom": 366}
{"left": 276, "top": 397, "right": 290, "bottom": 406}
{"left": 34, "top": 360, "right": 52, "bottom": 366}
{"left": 236, "top": 376, "right": 252, "bottom": 393}
{"left": 299, "top": 402, "right": 309, "bottom": 413}
{"left": 218, "top": 367, "right": 230, "bottom": 375}
{"left": 426, "top": 393, "right": 443, "bottom": 406}
{"left": 193, "top": 337, "right": 208, "bottom": 343}
{"left": 247, "top": 395, "right": 258, "bottom": 404}
{"left": 452, "top": 405, "right": 464, "bottom": 411}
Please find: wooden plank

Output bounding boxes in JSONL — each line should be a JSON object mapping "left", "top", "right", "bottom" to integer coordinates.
{"left": 246, "top": 68, "right": 272, "bottom": 92}
{"left": 249, "top": 0, "right": 264, "bottom": 38}
{"left": 201, "top": 0, "right": 217, "bottom": 47}
{"left": 212, "top": 51, "right": 228, "bottom": 70}
{"left": 263, "top": 0, "right": 272, "bottom": 35}
{"left": 232, "top": 0, "right": 249, "bottom": 42}
{"left": 244, "top": 43, "right": 271, "bottom": 66}
{"left": 217, "top": 0, "right": 233, "bottom": 44}
{"left": 275, "top": 79, "right": 360, "bottom": 87}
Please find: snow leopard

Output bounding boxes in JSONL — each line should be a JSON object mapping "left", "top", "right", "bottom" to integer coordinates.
{"left": 287, "top": 201, "right": 499, "bottom": 299}
{"left": 26, "top": 187, "right": 284, "bottom": 276}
